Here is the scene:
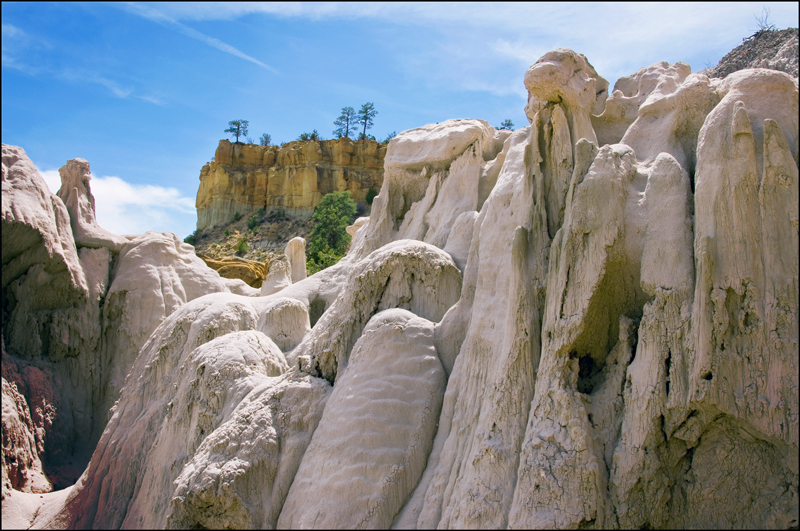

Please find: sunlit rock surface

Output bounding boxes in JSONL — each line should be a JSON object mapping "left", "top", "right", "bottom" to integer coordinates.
{"left": 2, "top": 43, "right": 798, "bottom": 530}
{"left": 196, "top": 138, "right": 385, "bottom": 231}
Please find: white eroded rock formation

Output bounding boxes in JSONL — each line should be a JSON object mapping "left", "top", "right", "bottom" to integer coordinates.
{"left": 1, "top": 146, "right": 257, "bottom": 495}
{"left": 2, "top": 44, "right": 798, "bottom": 530}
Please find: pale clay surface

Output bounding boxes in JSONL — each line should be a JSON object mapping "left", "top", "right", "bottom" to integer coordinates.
{"left": 2, "top": 45, "right": 798, "bottom": 530}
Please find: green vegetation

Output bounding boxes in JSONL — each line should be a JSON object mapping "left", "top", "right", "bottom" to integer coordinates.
{"left": 498, "top": 119, "right": 514, "bottom": 130}
{"left": 259, "top": 133, "right": 271, "bottom": 146}
{"left": 247, "top": 213, "right": 260, "bottom": 230}
{"left": 298, "top": 130, "right": 321, "bottom": 141}
{"left": 184, "top": 230, "right": 199, "bottom": 246}
{"left": 335, "top": 103, "right": 380, "bottom": 140}
{"left": 236, "top": 238, "right": 249, "bottom": 254}
{"left": 233, "top": 211, "right": 242, "bottom": 222}
{"left": 366, "top": 186, "right": 378, "bottom": 205}
{"left": 384, "top": 131, "right": 397, "bottom": 142}
{"left": 333, "top": 106, "right": 357, "bottom": 139}
{"left": 306, "top": 191, "right": 357, "bottom": 274}
{"left": 356, "top": 102, "right": 377, "bottom": 139}
{"left": 225, "top": 120, "right": 249, "bottom": 143}
{"left": 224, "top": 228, "right": 230, "bottom": 236}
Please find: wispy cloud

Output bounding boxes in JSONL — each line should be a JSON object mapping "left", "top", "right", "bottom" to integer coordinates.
{"left": 135, "top": 94, "right": 166, "bottom": 106}
{"left": 39, "top": 169, "right": 197, "bottom": 237}
{"left": 123, "top": 2, "right": 280, "bottom": 75}
{"left": 3, "top": 23, "right": 165, "bottom": 104}
{"left": 2, "top": 22, "right": 47, "bottom": 74}
{"left": 146, "top": 1, "right": 798, "bottom": 89}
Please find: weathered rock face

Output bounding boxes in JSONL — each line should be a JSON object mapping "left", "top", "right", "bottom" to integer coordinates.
{"left": 56, "top": 158, "right": 129, "bottom": 253}
{"left": 1, "top": 146, "right": 258, "bottom": 496}
{"left": 4, "top": 44, "right": 799, "bottom": 531}
{"left": 196, "top": 138, "right": 385, "bottom": 231}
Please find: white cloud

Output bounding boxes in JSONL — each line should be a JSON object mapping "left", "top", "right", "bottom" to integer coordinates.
{"left": 38, "top": 169, "right": 197, "bottom": 237}
{"left": 92, "top": 76, "right": 134, "bottom": 99}
{"left": 2, "top": 22, "right": 45, "bottom": 74}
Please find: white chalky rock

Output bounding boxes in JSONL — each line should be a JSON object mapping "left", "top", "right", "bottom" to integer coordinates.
{"left": 619, "top": 70, "right": 719, "bottom": 171}
{"left": 442, "top": 210, "right": 478, "bottom": 271}
{"left": 2, "top": 145, "right": 87, "bottom": 317}
{"left": 56, "top": 158, "right": 129, "bottom": 253}
{"left": 260, "top": 256, "right": 292, "bottom": 296}
{"left": 356, "top": 120, "right": 508, "bottom": 260}
{"left": 278, "top": 309, "right": 445, "bottom": 529}
{"left": 592, "top": 61, "right": 694, "bottom": 146}
{"left": 345, "top": 215, "right": 369, "bottom": 237}
{"left": 6, "top": 44, "right": 799, "bottom": 531}
{"left": 293, "top": 239, "right": 461, "bottom": 382}
{"left": 100, "top": 231, "right": 259, "bottom": 423}
{"left": 384, "top": 119, "right": 495, "bottom": 171}
{"left": 167, "top": 371, "right": 331, "bottom": 529}
{"left": 51, "top": 292, "right": 305, "bottom": 529}
{"left": 399, "top": 126, "right": 551, "bottom": 529}
{"left": 285, "top": 236, "right": 307, "bottom": 283}
{"left": 524, "top": 48, "right": 609, "bottom": 145}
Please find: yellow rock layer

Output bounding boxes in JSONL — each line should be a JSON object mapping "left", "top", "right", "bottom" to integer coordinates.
{"left": 196, "top": 138, "right": 385, "bottom": 230}
{"left": 198, "top": 254, "right": 268, "bottom": 288}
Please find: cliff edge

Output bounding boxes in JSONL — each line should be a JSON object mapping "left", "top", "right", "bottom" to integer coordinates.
{"left": 195, "top": 137, "right": 385, "bottom": 231}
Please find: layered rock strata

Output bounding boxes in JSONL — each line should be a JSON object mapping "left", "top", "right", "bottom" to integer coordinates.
{"left": 3, "top": 44, "right": 799, "bottom": 531}
{"left": 196, "top": 138, "right": 385, "bottom": 231}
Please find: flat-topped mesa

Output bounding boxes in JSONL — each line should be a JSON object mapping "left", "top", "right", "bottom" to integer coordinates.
{"left": 196, "top": 138, "right": 386, "bottom": 231}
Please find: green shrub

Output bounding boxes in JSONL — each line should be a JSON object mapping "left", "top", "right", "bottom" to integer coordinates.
{"left": 366, "top": 186, "right": 378, "bottom": 205}
{"left": 233, "top": 211, "right": 242, "bottom": 222}
{"left": 247, "top": 213, "right": 259, "bottom": 230}
{"left": 184, "top": 231, "right": 198, "bottom": 245}
{"left": 306, "top": 191, "right": 357, "bottom": 273}
{"left": 236, "top": 238, "right": 249, "bottom": 254}
{"left": 224, "top": 228, "right": 230, "bottom": 236}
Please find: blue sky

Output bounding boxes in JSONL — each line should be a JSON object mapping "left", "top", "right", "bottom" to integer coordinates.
{"left": 3, "top": 2, "right": 798, "bottom": 239}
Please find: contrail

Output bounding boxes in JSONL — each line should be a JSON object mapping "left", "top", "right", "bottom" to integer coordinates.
{"left": 124, "top": 2, "right": 279, "bottom": 75}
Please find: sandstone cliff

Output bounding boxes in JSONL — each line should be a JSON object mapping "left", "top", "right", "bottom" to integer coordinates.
{"left": 2, "top": 43, "right": 799, "bottom": 530}
{"left": 196, "top": 137, "right": 385, "bottom": 231}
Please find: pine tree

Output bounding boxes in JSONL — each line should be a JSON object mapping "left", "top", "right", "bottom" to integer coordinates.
{"left": 356, "top": 102, "right": 377, "bottom": 139}
{"left": 333, "top": 107, "right": 357, "bottom": 139}
{"left": 224, "top": 120, "right": 249, "bottom": 142}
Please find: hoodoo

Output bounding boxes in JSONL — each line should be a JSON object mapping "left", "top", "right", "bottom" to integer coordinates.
{"left": 2, "top": 42, "right": 798, "bottom": 530}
